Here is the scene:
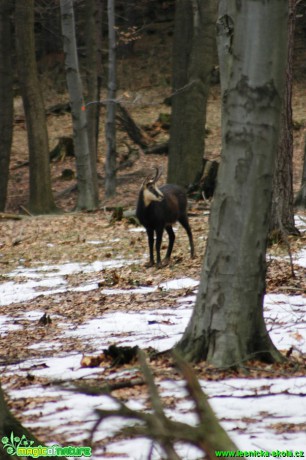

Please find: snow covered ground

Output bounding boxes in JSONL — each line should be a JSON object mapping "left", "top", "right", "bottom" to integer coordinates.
{"left": 0, "top": 217, "right": 305, "bottom": 459}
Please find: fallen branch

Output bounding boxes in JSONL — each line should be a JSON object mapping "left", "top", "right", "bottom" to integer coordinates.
{"left": 113, "top": 102, "right": 168, "bottom": 155}
{"left": 145, "top": 141, "right": 169, "bottom": 155}
{"left": 0, "top": 212, "right": 25, "bottom": 220}
{"left": 59, "top": 377, "right": 145, "bottom": 396}
{"left": 277, "top": 286, "right": 306, "bottom": 292}
{"left": 89, "top": 350, "right": 241, "bottom": 460}
{"left": 11, "top": 160, "right": 29, "bottom": 170}
{"left": 46, "top": 101, "right": 70, "bottom": 115}
{"left": 55, "top": 184, "right": 77, "bottom": 198}
{"left": 173, "top": 351, "right": 239, "bottom": 456}
{"left": 19, "top": 205, "right": 33, "bottom": 217}
{"left": 116, "top": 102, "right": 153, "bottom": 148}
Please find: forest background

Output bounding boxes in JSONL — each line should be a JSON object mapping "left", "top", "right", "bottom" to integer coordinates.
{"left": 0, "top": 1, "right": 306, "bottom": 458}
{"left": 3, "top": 0, "right": 305, "bottom": 214}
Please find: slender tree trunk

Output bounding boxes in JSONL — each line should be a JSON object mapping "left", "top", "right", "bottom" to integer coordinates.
{"left": 269, "top": 0, "right": 298, "bottom": 236}
{"left": 60, "top": 0, "right": 99, "bottom": 210}
{"left": 105, "top": 0, "right": 117, "bottom": 198}
{"left": 294, "top": 134, "right": 306, "bottom": 208}
{"left": 84, "top": 0, "right": 102, "bottom": 188}
{"left": 15, "top": 0, "right": 57, "bottom": 214}
{"left": 167, "top": 0, "right": 217, "bottom": 188}
{"left": 177, "top": 0, "right": 288, "bottom": 367}
{"left": 0, "top": 1, "right": 13, "bottom": 212}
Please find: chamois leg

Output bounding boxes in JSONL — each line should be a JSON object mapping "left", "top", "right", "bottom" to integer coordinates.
{"left": 165, "top": 225, "right": 175, "bottom": 263}
{"left": 155, "top": 227, "right": 164, "bottom": 267}
{"left": 146, "top": 228, "right": 155, "bottom": 267}
{"left": 179, "top": 216, "right": 195, "bottom": 258}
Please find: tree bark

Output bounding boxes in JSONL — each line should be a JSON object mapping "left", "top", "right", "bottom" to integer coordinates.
{"left": 84, "top": 0, "right": 102, "bottom": 185}
{"left": 60, "top": 0, "right": 99, "bottom": 210}
{"left": 177, "top": 0, "right": 288, "bottom": 367}
{"left": 269, "top": 0, "right": 299, "bottom": 236}
{"left": 294, "top": 134, "right": 306, "bottom": 209}
{"left": 15, "top": 0, "right": 57, "bottom": 214}
{"left": 0, "top": 1, "right": 13, "bottom": 212}
{"left": 167, "top": 0, "right": 217, "bottom": 188}
{"left": 105, "top": 0, "right": 117, "bottom": 198}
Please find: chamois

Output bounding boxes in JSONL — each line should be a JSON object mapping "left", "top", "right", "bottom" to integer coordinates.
{"left": 136, "top": 167, "right": 194, "bottom": 267}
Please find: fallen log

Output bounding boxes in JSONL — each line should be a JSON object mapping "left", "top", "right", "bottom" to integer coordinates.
{"left": 115, "top": 102, "right": 168, "bottom": 155}
{"left": 144, "top": 141, "right": 169, "bottom": 155}
{"left": 0, "top": 212, "right": 26, "bottom": 220}
{"left": 116, "top": 102, "right": 153, "bottom": 148}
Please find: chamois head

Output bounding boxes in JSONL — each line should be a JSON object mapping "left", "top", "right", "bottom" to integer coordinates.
{"left": 142, "top": 167, "right": 164, "bottom": 207}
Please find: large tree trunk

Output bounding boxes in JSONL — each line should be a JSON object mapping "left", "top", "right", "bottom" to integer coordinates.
{"left": 15, "top": 0, "right": 57, "bottom": 214}
{"left": 269, "top": 0, "right": 298, "bottom": 236}
{"left": 177, "top": 0, "right": 288, "bottom": 367}
{"left": 0, "top": 1, "right": 13, "bottom": 212}
{"left": 167, "top": 0, "right": 217, "bottom": 188}
{"left": 60, "top": 0, "right": 99, "bottom": 210}
{"left": 105, "top": 0, "right": 117, "bottom": 198}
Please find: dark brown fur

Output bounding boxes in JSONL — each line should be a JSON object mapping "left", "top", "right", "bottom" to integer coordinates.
{"left": 136, "top": 176, "right": 194, "bottom": 266}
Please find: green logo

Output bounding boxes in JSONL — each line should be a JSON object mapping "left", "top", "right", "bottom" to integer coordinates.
{"left": 1, "top": 433, "right": 34, "bottom": 455}
{"left": 2, "top": 432, "right": 92, "bottom": 457}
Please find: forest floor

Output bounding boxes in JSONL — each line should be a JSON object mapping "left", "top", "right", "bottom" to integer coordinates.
{"left": 1, "top": 31, "right": 306, "bottom": 458}
{"left": 0, "top": 208, "right": 306, "bottom": 458}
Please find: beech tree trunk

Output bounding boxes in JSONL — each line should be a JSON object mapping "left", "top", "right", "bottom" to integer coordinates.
{"left": 60, "top": 0, "right": 99, "bottom": 210}
{"left": 177, "top": 0, "right": 288, "bottom": 367}
{"left": 167, "top": 0, "right": 217, "bottom": 188}
{"left": 15, "top": 0, "right": 57, "bottom": 214}
{"left": 105, "top": 0, "right": 117, "bottom": 198}
{"left": 0, "top": 1, "right": 13, "bottom": 212}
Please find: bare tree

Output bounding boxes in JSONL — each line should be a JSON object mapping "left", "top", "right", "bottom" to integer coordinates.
{"left": 105, "top": 0, "right": 117, "bottom": 197}
{"left": 15, "top": 0, "right": 57, "bottom": 214}
{"left": 84, "top": 0, "right": 102, "bottom": 180}
{"left": 60, "top": 0, "right": 99, "bottom": 210}
{"left": 167, "top": 0, "right": 217, "bottom": 188}
{"left": 269, "top": 0, "right": 299, "bottom": 236}
{"left": 177, "top": 0, "right": 288, "bottom": 366}
{"left": 0, "top": 1, "right": 13, "bottom": 211}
